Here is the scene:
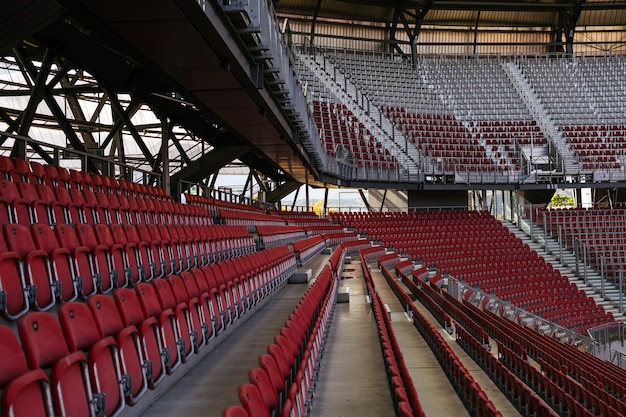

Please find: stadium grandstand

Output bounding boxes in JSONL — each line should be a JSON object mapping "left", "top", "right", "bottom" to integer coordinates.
{"left": 2, "top": 0, "right": 626, "bottom": 416}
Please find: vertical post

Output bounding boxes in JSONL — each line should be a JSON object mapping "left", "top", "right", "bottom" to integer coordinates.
{"left": 600, "top": 256, "right": 605, "bottom": 300}
{"left": 583, "top": 243, "right": 588, "bottom": 284}
{"left": 323, "top": 187, "right": 329, "bottom": 218}
{"left": 529, "top": 203, "right": 534, "bottom": 242}
{"left": 574, "top": 238, "right": 579, "bottom": 276}
{"left": 619, "top": 269, "right": 624, "bottom": 313}
{"left": 160, "top": 115, "right": 170, "bottom": 197}
{"left": 543, "top": 212, "right": 548, "bottom": 250}
{"left": 558, "top": 225, "right": 563, "bottom": 263}
{"left": 305, "top": 170, "right": 310, "bottom": 211}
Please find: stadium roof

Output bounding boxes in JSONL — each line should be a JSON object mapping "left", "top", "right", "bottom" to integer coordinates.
{"left": 276, "top": 0, "right": 626, "bottom": 29}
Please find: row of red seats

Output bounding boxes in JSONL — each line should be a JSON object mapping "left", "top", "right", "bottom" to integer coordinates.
{"left": 334, "top": 210, "right": 613, "bottom": 334}
{"left": 456, "top": 296, "right": 626, "bottom": 412}
{"left": 0, "top": 246, "right": 298, "bottom": 417}
{"left": 0, "top": 156, "right": 170, "bottom": 200}
{"left": 376, "top": 255, "right": 502, "bottom": 417}
{"left": 185, "top": 194, "right": 265, "bottom": 219}
{"left": 255, "top": 225, "right": 306, "bottom": 249}
{"left": 291, "top": 236, "right": 326, "bottom": 267}
{"left": 455, "top": 326, "right": 560, "bottom": 417}
{"left": 320, "top": 231, "right": 358, "bottom": 246}
{"left": 222, "top": 251, "right": 341, "bottom": 417}
{"left": 313, "top": 101, "right": 398, "bottom": 169}
{"left": 361, "top": 251, "right": 425, "bottom": 417}
{"left": 0, "top": 222, "right": 256, "bottom": 320}
{"left": 219, "top": 209, "right": 286, "bottom": 228}
{"left": 394, "top": 261, "right": 563, "bottom": 416}
{"left": 302, "top": 224, "right": 344, "bottom": 235}
{"left": 0, "top": 178, "right": 209, "bottom": 227}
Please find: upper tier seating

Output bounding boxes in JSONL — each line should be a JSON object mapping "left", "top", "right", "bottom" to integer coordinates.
{"left": 313, "top": 101, "right": 398, "bottom": 169}
{"left": 332, "top": 210, "right": 613, "bottom": 333}
{"left": 558, "top": 125, "right": 624, "bottom": 170}
{"left": 385, "top": 108, "right": 500, "bottom": 171}
{"left": 302, "top": 51, "right": 626, "bottom": 174}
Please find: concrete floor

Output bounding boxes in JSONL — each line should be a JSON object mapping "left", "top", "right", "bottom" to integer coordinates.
{"left": 308, "top": 261, "right": 396, "bottom": 417}
{"left": 139, "top": 255, "right": 329, "bottom": 417}
{"left": 139, "top": 253, "right": 524, "bottom": 417}
{"left": 369, "top": 263, "right": 522, "bottom": 417}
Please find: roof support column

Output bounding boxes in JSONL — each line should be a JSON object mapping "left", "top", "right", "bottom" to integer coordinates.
{"left": 160, "top": 115, "right": 170, "bottom": 196}
{"left": 555, "top": 0, "right": 585, "bottom": 55}
{"left": 389, "top": 0, "right": 433, "bottom": 66}
{"left": 358, "top": 189, "right": 371, "bottom": 212}
{"left": 309, "top": 0, "right": 323, "bottom": 46}
{"left": 11, "top": 46, "right": 55, "bottom": 160}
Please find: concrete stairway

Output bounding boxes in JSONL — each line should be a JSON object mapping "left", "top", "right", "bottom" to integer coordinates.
{"left": 306, "top": 53, "right": 427, "bottom": 178}
{"left": 502, "top": 62, "right": 579, "bottom": 175}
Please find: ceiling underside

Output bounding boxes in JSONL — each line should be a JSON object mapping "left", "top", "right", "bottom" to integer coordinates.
{"left": 1, "top": 0, "right": 626, "bottom": 194}
{"left": 276, "top": 0, "right": 626, "bottom": 28}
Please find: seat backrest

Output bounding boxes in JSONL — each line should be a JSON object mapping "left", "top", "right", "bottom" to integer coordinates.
{"left": 53, "top": 186, "right": 73, "bottom": 205}
{"left": 180, "top": 271, "right": 201, "bottom": 299}
{"left": 3, "top": 223, "right": 36, "bottom": 256}
{"left": 0, "top": 325, "right": 29, "bottom": 387}
{"left": 248, "top": 367, "right": 278, "bottom": 412}
{"left": 258, "top": 353, "right": 285, "bottom": 393}
{"left": 30, "top": 223, "right": 59, "bottom": 253}
{"left": 54, "top": 224, "right": 81, "bottom": 250}
{"left": 74, "top": 224, "right": 99, "bottom": 249}
{"left": 167, "top": 275, "right": 191, "bottom": 305}
{"left": 238, "top": 383, "right": 270, "bottom": 417}
{"left": 135, "top": 282, "right": 163, "bottom": 318}
{"left": 267, "top": 344, "right": 291, "bottom": 380}
{"left": 87, "top": 295, "right": 125, "bottom": 338}
{"left": 114, "top": 288, "right": 146, "bottom": 328}
{"left": 110, "top": 224, "right": 128, "bottom": 244}
{"left": 0, "top": 324, "right": 52, "bottom": 417}
{"left": 153, "top": 279, "right": 178, "bottom": 311}
{"left": 94, "top": 223, "right": 115, "bottom": 246}
{"left": 122, "top": 224, "right": 141, "bottom": 243}
{"left": 16, "top": 181, "right": 39, "bottom": 201}
{"left": 17, "top": 312, "right": 70, "bottom": 369}
{"left": 57, "top": 302, "right": 101, "bottom": 352}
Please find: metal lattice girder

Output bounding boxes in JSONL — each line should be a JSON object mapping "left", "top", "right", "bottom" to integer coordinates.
{"left": 266, "top": 180, "right": 301, "bottom": 203}
{"left": 170, "top": 145, "right": 250, "bottom": 193}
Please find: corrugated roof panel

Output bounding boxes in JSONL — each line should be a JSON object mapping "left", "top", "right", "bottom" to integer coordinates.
{"left": 276, "top": 0, "right": 626, "bottom": 28}
{"left": 579, "top": 9, "right": 626, "bottom": 27}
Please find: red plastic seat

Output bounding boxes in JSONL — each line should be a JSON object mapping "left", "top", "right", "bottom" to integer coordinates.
{"left": 222, "top": 405, "right": 250, "bottom": 417}
{"left": 114, "top": 288, "right": 166, "bottom": 388}
{"left": 135, "top": 282, "right": 182, "bottom": 373}
{"left": 17, "top": 312, "right": 95, "bottom": 417}
{"left": 53, "top": 224, "right": 98, "bottom": 298}
{"left": 248, "top": 367, "right": 279, "bottom": 414}
{"left": 87, "top": 294, "right": 148, "bottom": 404}
{"left": 75, "top": 223, "right": 116, "bottom": 293}
{"left": 31, "top": 224, "right": 79, "bottom": 302}
{"left": 58, "top": 302, "right": 126, "bottom": 417}
{"left": 152, "top": 279, "right": 195, "bottom": 359}
{"left": 3, "top": 223, "right": 57, "bottom": 310}
{"left": 93, "top": 224, "right": 130, "bottom": 288}
{"left": 0, "top": 324, "right": 54, "bottom": 417}
{"left": 238, "top": 383, "right": 270, "bottom": 417}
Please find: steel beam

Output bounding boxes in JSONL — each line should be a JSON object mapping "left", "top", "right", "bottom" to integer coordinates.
{"left": 105, "top": 88, "right": 158, "bottom": 171}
